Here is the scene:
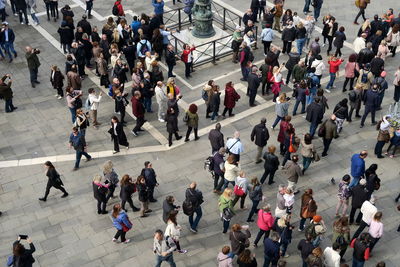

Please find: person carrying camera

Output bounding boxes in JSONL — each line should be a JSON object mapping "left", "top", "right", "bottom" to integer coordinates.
{"left": 0, "top": 74, "right": 17, "bottom": 113}
{"left": 25, "top": 46, "right": 41, "bottom": 88}
{"left": 7, "top": 236, "right": 36, "bottom": 267}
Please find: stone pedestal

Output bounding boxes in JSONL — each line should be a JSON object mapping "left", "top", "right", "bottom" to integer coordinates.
{"left": 191, "top": 0, "right": 216, "bottom": 38}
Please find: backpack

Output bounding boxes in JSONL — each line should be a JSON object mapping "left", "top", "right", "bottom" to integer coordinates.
{"left": 305, "top": 223, "right": 318, "bottom": 239}
{"left": 182, "top": 198, "right": 194, "bottom": 216}
{"left": 348, "top": 90, "right": 357, "bottom": 102}
{"left": 84, "top": 98, "right": 91, "bottom": 110}
{"left": 204, "top": 154, "right": 215, "bottom": 173}
{"left": 222, "top": 207, "right": 234, "bottom": 221}
{"left": 74, "top": 97, "right": 83, "bottom": 109}
{"left": 139, "top": 41, "right": 149, "bottom": 55}
{"left": 361, "top": 71, "right": 370, "bottom": 84}
{"left": 112, "top": 3, "right": 119, "bottom": 16}
{"left": 248, "top": 51, "right": 254, "bottom": 62}
{"left": 201, "top": 89, "right": 208, "bottom": 101}
{"left": 335, "top": 234, "right": 348, "bottom": 247}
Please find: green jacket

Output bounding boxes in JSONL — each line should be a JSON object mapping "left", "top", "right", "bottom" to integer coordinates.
{"left": 186, "top": 111, "right": 199, "bottom": 128}
{"left": 25, "top": 51, "right": 41, "bottom": 70}
{"left": 219, "top": 195, "right": 234, "bottom": 213}
{"left": 292, "top": 64, "right": 307, "bottom": 82}
{"left": 0, "top": 76, "right": 13, "bottom": 100}
{"left": 331, "top": 226, "right": 350, "bottom": 249}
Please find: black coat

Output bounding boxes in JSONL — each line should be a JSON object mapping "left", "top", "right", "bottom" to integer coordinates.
{"left": 370, "top": 57, "right": 384, "bottom": 76}
{"left": 142, "top": 168, "right": 158, "bottom": 187}
{"left": 77, "top": 19, "right": 92, "bottom": 35}
{"left": 137, "top": 183, "right": 150, "bottom": 202}
{"left": 285, "top": 52, "right": 300, "bottom": 70}
{"left": 50, "top": 70, "right": 64, "bottom": 89}
{"left": 247, "top": 73, "right": 260, "bottom": 94}
{"left": 281, "top": 26, "right": 296, "bottom": 42}
{"left": 119, "top": 183, "right": 136, "bottom": 201}
{"left": 295, "top": 27, "right": 307, "bottom": 39}
{"left": 46, "top": 168, "right": 63, "bottom": 186}
{"left": 110, "top": 122, "right": 128, "bottom": 145}
{"left": 0, "top": 28, "right": 15, "bottom": 43}
{"left": 113, "top": 64, "right": 128, "bottom": 83}
{"left": 357, "top": 48, "right": 374, "bottom": 65}
{"left": 12, "top": 241, "right": 36, "bottom": 267}
{"left": 333, "top": 31, "right": 346, "bottom": 49}
{"left": 166, "top": 50, "right": 177, "bottom": 65}
{"left": 162, "top": 200, "right": 177, "bottom": 223}
{"left": 72, "top": 45, "right": 86, "bottom": 65}
{"left": 306, "top": 102, "right": 324, "bottom": 124}
{"left": 263, "top": 152, "right": 280, "bottom": 171}
{"left": 208, "top": 129, "right": 224, "bottom": 152}
{"left": 58, "top": 26, "right": 74, "bottom": 45}
{"left": 333, "top": 103, "right": 348, "bottom": 120}
{"left": 210, "top": 92, "right": 221, "bottom": 112}
{"left": 363, "top": 89, "right": 380, "bottom": 108}
{"left": 266, "top": 50, "right": 280, "bottom": 67}
{"left": 92, "top": 182, "right": 107, "bottom": 202}
{"left": 322, "top": 22, "right": 338, "bottom": 37}
{"left": 14, "top": 0, "right": 27, "bottom": 9}
{"left": 350, "top": 184, "right": 369, "bottom": 208}
{"left": 166, "top": 113, "right": 179, "bottom": 133}
{"left": 251, "top": 123, "right": 270, "bottom": 147}
{"left": 185, "top": 188, "right": 204, "bottom": 209}
{"left": 122, "top": 45, "right": 136, "bottom": 64}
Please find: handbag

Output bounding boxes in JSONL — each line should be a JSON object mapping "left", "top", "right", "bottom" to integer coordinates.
{"left": 234, "top": 185, "right": 245, "bottom": 196}
{"left": 312, "top": 151, "right": 320, "bottom": 162}
{"left": 288, "top": 134, "right": 297, "bottom": 153}
{"left": 183, "top": 112, "right": 189, "bottom": 123}
{"left": 222, "top": 207, "right": 234, "bottom": 221}
{"left": 301, "top": 199, "right": 316, "bottom": 218}
{"left": 121, "top": 219, "right": 132, "bottom": 232}
{"left": 317, "top": 120, "right": 327, "bottom": 137}
{"left": 232, "top": 232, "right": 250, "bottom": 249}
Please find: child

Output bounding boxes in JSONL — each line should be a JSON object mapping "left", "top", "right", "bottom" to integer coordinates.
{"left": 326, "top": 55, "right": 344, "bottom": 91}
{"left": 335, "top": 174, "right": 351, "bottom": 217}
{"left": 217, "top": 246, "right": 233, "bottom": 267}
{"left": 283, "top": 188, "right": 295, "bottom": 214}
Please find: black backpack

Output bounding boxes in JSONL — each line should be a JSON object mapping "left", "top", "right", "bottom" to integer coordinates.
{"left": 204, "top": 154, "right": 215, "bottom": 173}
{"left": 248, "top": 51, "right": 254, "bottom": 62}
{"left": 182, "top": 198, "right": 194, "bottom": 216}
{"left": 348, "top": 90, "right": 357, "bottom": 102}
{"left": 139, "top": 41, "right": 149, "bottom": 55}
{"left": 112, "top": 3, "right": 119, "bottom": 16}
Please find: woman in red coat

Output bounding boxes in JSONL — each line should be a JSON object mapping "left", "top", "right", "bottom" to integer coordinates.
{"left": 181, "top": 44, "right": 196, "bottom": 78}
{"left": 222, "top": 81, "right": 240, "bottom": 117}
{"left": 277, "top": 116, "right": 292, "bottom": 155}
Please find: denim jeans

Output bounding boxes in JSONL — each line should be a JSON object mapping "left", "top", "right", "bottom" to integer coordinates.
{"left": 3, "top": 42, "right": 17, "bottom": 60}
{"left": 306, "top": 88, "right": 317, "bottom": 105}
{"left": 247, "top": 200, "right": 260, "bottom": 221}
{"left": 302, "top": 156, "right": 312, "bottom": 171}
{"left": 221, "top": 179, "right": 235, "bottom": 191}
{"left": 326, "top": 73, "right": 336, "bottom": 89}
{"left": 211, "top": 110, "right": 218, "bottom": 120}
{"left": 28, "top": 7, "right": 39, "bottom": 23}
{"left": 222, "top": 219, "right": 230, "bottom": 233}
{"left": 69, "top": 107, "right": 77, "bottom": 124}
{"left": 349, "top": 176, "right": 361, "bottom": 188}
{"left": 29, "top": 68, "right": 38, "bottom": 83}
{"left": 272, "top": 115, "right": 284, "bottom": 128}
{"left": 189, "top": 206, "right": 202, "bottom": 230}
{"left": 155, "top": 254, "right": 176, "bottom": 267}
{"left": 143, "top": 97, "right": 152, "bottom": 112}
{"left": 297, "top": 38, "right": 306, "bottom": 55}
{"left": 85, "top": 0, "right": 93, "bottom": 16}
{"left": 314, "top": 7, "right": 321, "bottom": 21}
{"left": 263, "top": 255, "right": 277, "bottom": 267}
{"left": 303, "top": 0, "right": 311, "bottom": 12}
{"left": 352, "top": 258, "right": 365, "bottom": 267}
{"left": 5, "top": 98, "right": 15, "bottom": 112}
{"left": 309, "top": 122, "right": 318, "bottom": 137}
{"left": 74, "top": 150, "right": 91, "bottom": 168}
{"left": 293, "top": 99, "right": 305, "bottom": 115}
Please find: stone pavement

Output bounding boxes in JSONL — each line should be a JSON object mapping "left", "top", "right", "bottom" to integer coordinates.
{"left": 0, "top": 0, "right": 400, "bottom": 266}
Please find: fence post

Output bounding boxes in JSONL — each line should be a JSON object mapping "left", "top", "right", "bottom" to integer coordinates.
{"left": 174, "top": 38, "right": 178, "bottom": 54}
{"left": 178, "top": 9, "right": 182, "bottom": 31}
{"left": 213, "top": 41, "right": 216, "bottom": 64}
{"left": 223, "top": 8, "right": 226, "bottom": 30}
{"left": 254, "top": 26, "right": 258, "bottom": 49}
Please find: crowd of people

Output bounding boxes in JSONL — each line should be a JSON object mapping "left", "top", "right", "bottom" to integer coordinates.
{"left": 1, "top": 0, "right": 400, "bottom": 266}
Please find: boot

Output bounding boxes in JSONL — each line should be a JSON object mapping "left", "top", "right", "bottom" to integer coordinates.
{"left": 39, "top": 197, "right": 47, "bottom": 201}
{"left": 61, "top": 192, "right": 69, "bottom": 198}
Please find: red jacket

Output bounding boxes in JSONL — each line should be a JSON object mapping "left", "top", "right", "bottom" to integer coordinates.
{"left": 224, "top": 85, "right": 240, "bottom": 109}
{"left": 114, "top": 1, "right": 124, "bottom": 16}
{"left": 131, "top": 96, "right": 144, "bottom": 118}
{"left": 181, "top": 47, "right": 196, "bottom": 63}
{"left": 328, "top": 59, "right": 344, "bottom": 73}
{"left": 257, "top": 210, "right": 274, "bottom": 231}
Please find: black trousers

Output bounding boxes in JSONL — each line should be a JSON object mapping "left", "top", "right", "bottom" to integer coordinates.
{"left": 326, "top": 36, "right": 334, "bottom": 54}
{"left": 185, "top": 62, "right": 192, "bottom": 78}
{"left": 260, "top": 168, "right": 277, "bottom": 184}
{"left": 96, "top": 199, "right": 107, "bottom": 213}
{"left": 106, "top": 183, "right": 116, "bottom": 201}
{"left": 214, "top": 173, "right": 225, "bottom": 190}
{"left": 185, "top": 126, "right": 198, "bottom": 140}
{"left": 113, "top": 136, "right": 129, "bottom": 152}
{"left": 348, "top": 106, "right": 360, "bottom": 121}
{"left": 249, "top": 93, "right": 256, "bottom": 106}
{"left": 334, "top": 47, "right": 342, "bottom": 57}
{"left": 44, "top": 181, "right": 67, "bottom": 199}
{"left": 232, "top": 193, "right": 246, "bottom": 209}
{"left": 133, "top": 117, "right": 145, "bottom": 132}
{"left": 343, "top": 77, "right": 355, "bottom": 91}
{"left": 360, "top": 105, "right": 376, "bottom": 126}
{"left": 168, "top": 131, "right": 180, "bottom": 145}
{"left": 354, "top": 8, "right": 366, "bottom": 23}
{"left": 352, "top": 220, "right": 368, "bottom": 240}
{"left": 17, "top": 8, "right": 28, "bottom": 24}
{"left": 222, "top": 107, "right": 233, "bottom": 116}
{"left": 349, "top": 207, "right": 362, "bottom": 224}
{"left": 148, "top": 186, "right": 156, "bottom": 201}
{"left": 322, "top": 138, "right": 333, "bottom": 156}
{"left": 282, "top": 41, "right": 292, "bottom": 54}
{"left": 121, "top": 197, "right": 138, "bottom": 211}
{"left": 286, "top": 69, "right": 293, "bottom": 84}
{"left": 119, "top": 107, "right": 126, "bottom": 123}
{"left": 78, "top": 63, "right": 86, "bottom": 77}
{"left": 374, "top": 140, "right": 385, "bottom": 157}
{"left": 262, "top": 41, "right": 272, "bottom": 55}
{"left": 114, "top": 229, "right": 126, "bottom": 242}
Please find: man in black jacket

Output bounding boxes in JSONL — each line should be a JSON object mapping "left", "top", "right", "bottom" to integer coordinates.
{"left": 77, "top": 15, "right": 92, "bottom": 35}
{"left": 208, "top": 123, "right": 224, "bottom": 154}
{"left": 165, "top": 45, "right": 178, "bottom": 77}
{"left": 357, "top": 42, "right": 374, "bottom": 67}
{"left": 370, "top": 56, "right": 384, "bottom": 78}
{"left": 281, "top": 22, "right": 296, "bottom": 54}
{"left": 0, "top": 74, "right": 17, "bottom": 113}
{"left": 360, "top": 85, "right": 380, "bottom": 128}
{"left": 142, "top": 161, "right": 159, "bottom": 202}
{"left": 122, "top": 41, "right": 136, "bottom": 74}
{"left": 306, "top": 97, "right": 324, "bottom": 137}
{"left": 69, "top": 127, "right": 92, "bottom": 171}
{"left": 247, "top": 66, "right": 261, "bottom": 107}
{"left": 349, "top": 178, "right": 369, "bottom": 224}
{"left": 251, "top": 118, "right": 270, "bottom": 163}
{"left": 185, "top": 182, "right": 203, "bottom": 233}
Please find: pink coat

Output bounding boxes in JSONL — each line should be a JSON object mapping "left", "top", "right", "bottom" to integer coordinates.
{"left": 257, "top": 210, "right": 274, "bottom": 231}
{"left": 344, "top": 62, "right": 359, "bottom": 78}
{"left": 377, "top": 45, "right": 390, "bottom": 60}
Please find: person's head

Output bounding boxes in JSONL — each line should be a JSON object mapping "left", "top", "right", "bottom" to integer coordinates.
{"left": 238, "top": 249, "right": 252, "bottom": 264}
{"left": 367, "top": 163, "right": 378, "bottom": 173}
{"left": 25, "top": 46, "right": 33, "bottom": 53}
{"left": 137, "top": 175, "right": 146, "bottom": 184}
{"left": 218, "top": 147, "right": 226, "bottom": 155}
{"left": 154, "top": 229, "right": 164, "bottom": 240}
{"left": 221, "top": 246, "right": 230, "bottom": 255}
{"left": 13, "top": 242, "right": 25, "bottom": 257}
{"left": 313, "top": 215, "right": 322, "bottom": 223}
{"left": 311, "top": 247, "right": 323, "bottom": 257}
{"left": 291, "top": 154, "right": 299, "bottom": 163}
{"left": 278, "top": 93, "right": 287, "bottom": 103}
{"left": 72, "top": 126, "right": 79, "bottom": 135}
{"left": 2, "top": 21, "right": 9, "bottom": 29}
{"left": 268, "top": 145, "right": 276, "bottom": 154}
{"left": 278, "top": 184, "right": 286, "bottom": 194}
{"left": 304, "top": 188, "right": 313, "bottom": 196}
{"left": 111, "top": 115, "right": 119, "bottom": 123}
{"left": 189, "top": 181, "right": 197, "bottom": 189}
{"left": 215, "top": 122, "right": 221, "bottom": 131}
{"left": 120, "top": 174, "right": 131, "bottom": 186}
{"left": 231, "top": 223, "right": 242, "bottom": 232}
{"left": 366, "top": 42, "right": 373, "bottom": 49}
{"left": 348, "top": 53, "right": 358, "bottom": 63}
{"left": 44, "top": 161, "right": 55, "bottom": 169}
{"left": 339, "top": 26, "right": 345, "bottom": 32}
{"left": 277, "top": 260, "right": 287, "bottom": 267}
{"left": 222, "top": 188, "right": 233, "bottom": 199}
{"left": 262, "top": 204, "right": 271, "bottom": 212}
{"left": 167, "top": 210, "right": 178, "bottom": 225}
{"left": 233, "top": 131, "right": 240, "bottom": 139}
{"left": 144, "top": 161, "right": 152, "bottom": 168}
{"left": 335, "top": 215, "right": 349, "bottom": 227}
{"left": 134, "top": 91, "right": 141, "bottom": 99}
{"left": 166, "top": 195, "right": 175, "bottom": 204}
{"left": 376, "top": 262, "right": 386, "bottom": 267}
{"left": 284, "top": 115, "right": 292, "bottom": 123}
{"left": 260, "top": 117, "right": 267, "bottom": 125}
{"left": 112, "top": 203, "right": 122, "bottom": 218}
{"left": 251, "top": 66, "right": 258, "bottom": 73}
{"left": 304, "top": 133, "right": 312, "bottom": 145}
{"left": 285, "top": 188, "right": 293, "bottom": 195}
{"left": 103, "top": 160, "right": 114, "bottom": 174}
{"left": 342, "top": 174, "right": 351, "bottom": 183}
{"left": 332, "top": 242, "right": 341, "bottom": 251}
{"left": 227, "top": 154, "right": 236, "bottom": 164}
{"left": 251, "top": 177, "right": 260, "bottom": 187}
{"left": 315, "top": 37, "right": 320, "bottom": 42}
{"left": 340, "top": 98, "right": 348, "bottom": 106}
{"left": 374, "top": 211, "right": 383, "bottom": 221}
{"left": 92, "top": 174, "right": 103, "bottom": 183}
{"left": 76, "top": 108, "right": 84, "bottom": 115}
{"left": 360, "top": 150, "right": 368, "bottom": 159}
{"left": 270, "top": 232, "right": 280, "bottom": 242}
{"left": 360, "top": 232, "right": 371, "bottom": 243}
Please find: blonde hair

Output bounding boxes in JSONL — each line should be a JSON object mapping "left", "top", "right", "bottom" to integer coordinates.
{"left": 272, "top": 66, "right": 279, "bottom": 74}
{"left": 112, "top": 29, "right": 120, "bottom": 43}
{"left": 92, "top": 174, "right": 103, "bottom": 183}
{"left": 278, "top": 93, "right": 287, "bottom": 102}
{"left": 380, "top": 40, "right": 387, "bottom": 46}
{"left": 222, "top": 188, "right": 233, "bottom": 199}
{"left": 166, "top": 77, "right": 175, "bottom": 86}
{"left": 103, "top": 160, "right": 113, "bottom": 174}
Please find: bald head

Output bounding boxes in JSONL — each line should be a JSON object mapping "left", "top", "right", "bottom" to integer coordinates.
{"left": 234, "top": 131, "right": 240, "bottom": 139}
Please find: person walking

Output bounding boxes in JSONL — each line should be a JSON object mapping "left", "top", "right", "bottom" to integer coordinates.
{"left": 260, "top": 24, "right": 274, "bottom": 55}
{"left": 50, "top": 65, "right": 64, "bottom": 99}
{"left": 374, "top": 116, "right": 390, "bottom": 158}
{"left": 226, "top": 131, "right": 244, "bottom": 162}
{"left": 229, "top": 224, "right": 251, "bottom": 256}
{"left": 272, "top": 94, "right": 290, "bottom": 129}
{"left": 185, "top": 181, "right": 203, "bottom": 233}
{"left": 352, "top": 196, "right": 378, "bottom": 239}
{"left": 26, "top": 0, "right": 39, "bottom": 25}
{"left": 312, "top": 0, "right": 323, "bottom": 21}
{"left": 349, "top": 179, "right": 369, "bottom": 225}
{"left": 217, "top": 246, "right": 233, "bottom": 267}
{"left": 297, "top": 235, "right": 314, "bottom": 267}
{"left": 299, "top": 189, "right": 318, "bottom": 231}
{"left": 131, "top": 91, "right": 145, "bottom": 137}
{"left": 222, "top": 81, "right": 240, "bottom": 117}
{"left": 277, "top": 116, "right": 292, "bottom": 155}
{"left": 114, "top": 90, "right": 128, "bottom": 125}
{"left": 260, "top": 145, "right": 280, "bottom": 185}
{"left": 38, "top": 161, "right": 68, "bottom": 201}
{"left": 354, "top": 0, "right": 368, "bottom": 25}
{"left": 88, "top": 88, "right": 102, "bottom": 127}
{"left": 360, "top": 85, "right": 380, "bottom": 128}
{"left": 75, "top": 109, "right": 88, "bottom": 136}
{"left": 368, "top": 211, "right": 383, "bottom": 252}
{"left": 350, "top": 151, "right": 367, "bottom": 188}
{"left": 208, "top": 123, "right": 224, "bottom": 154}
{"left": 210, "top": 86, "right": 221, "bottom": 121}
{"left": 300, "top": 133, "right": 315, "bottom": 174}
{"left": 119, "top": 174, "right": 140, "bottom": 212}
{"left": 155, "top": 81, "right": 167, "bottom": 122}
{"left": 281, "top": 22, "right": 296, "bottom": 55}
{"left": 15, "top": 0, "right": 29, "bottom": 25}
{"left": 343, "top": 54, "right": 359, "bottom": 92}
{"left": 137, "top": 175, "right": 153, "bottom": 218}
{"left": 212, "top": 148, "right": 226, "bottom": 193}
{"left": 0, "top": 74, "right": 17, "bottom": 113}
{"left": 165, "top": 211, "right": 187, "bottom": 253}
{"left": 1, "top": 22, "right": 18, "bottom": 63}
{"left": 306, "top": 247, "right": 324, "bottom": 266}
{"left": 333, "top": 99, "right": 349, "bottom": 133}
{"left": 69, "top": 127, "right": 92, "bottom": 170}
{"left": 251, "top": 118, "right": 270, "bottom": 164}
{"left": 306, "top": 97, "right": 324, "bottom": 138}
{"left": 335, "top": 175, "right": 351, "bottom": 217}
{"left": 219, "top": 188, "right": 235, "bottom": 233}
{"left": 92, "top": 175, "right": 108, "bottom": 214}
{"left": 25, "top": 46, "right": 41, "bottom": 88}
{"left": 283, "top": 154, "right": 302, "bottom": 194}
{"left": 247, "top": 177, "right": 263, "bottom": 222}
{"left": 320, "top": 114, "right": 338, "bottom": 157}
{"left": 232, "top": 171, "right": 249, "bottom": 209}
{"left": 66, "top": 87, "right": 83, "bottom": 124}
{"left": 331, "top": 216, "right": 351, "bottom": 261}
{"left": 111, "top": 203, "right": 132, "bottom": 243}
{"left": 263, "top": 232, "right": 281, "bottom": 266}
{"left": 153, "top": 229, "right": 177, "bottom": 267}
{"left": 166, "top": 107, "right": 182, "bottom": 147}
{"left": 350, "top": 233, "right": 371, "bottom": 267}
{"left": 141, "top": 161, "right": 158, "bottom": 202}
{"left": 163, "top": 196, "right": 179, "bottom": 224}
{"left": 292, "top": 80, "right": 307, "bottom": 116}
{"left": 247, "top": 66, "right": 261, "bottom": 107}
{"left": 108, "top": 116, "right": 129, "bottom": 154}
{"left": 253, "top": 204, "right": 274, "bottom": 247}
{"left": 222, "top": 154, "right": 240, "bottom": 191}
{"left": 326, "top": 55, "right": 344, "bottom": 91}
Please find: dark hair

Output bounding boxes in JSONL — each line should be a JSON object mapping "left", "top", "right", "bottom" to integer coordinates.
{"left": 349, "top": 53, "right": 358, "bottom": 62}
{"left": 166, "top": 195, "right": 174, "bottom": 203}
{"left": 291, "top": 154, "right": 299, "bottom": 162}
{"left": 238, "top": 249, "right": 252, "bottom": 264}
{"left": 317, "top": 88, "right": 324, "bottom": 96}
{"left": 226, "top": 81, "right": 233, "bottom": 88}
{"left": 144, "top": 161, "right": 151, "bottom": 167}
{"left": 360, "top": 232, "right": 371, "bottom": 243}
{"left": 189, "top": 103, "right": 198, "bottom": 114}
{"left": 339, "top": 26, "right": 345, "bottom": 32}
{"left": 333, "top": 242, "right": 341, "bottom": 250}
{"left": 304, "top": 188, "right": 313, "bottom": 195}
{"left": 88, "top": 88, "right": 95, "bottom": 94}
{"left": 340, "top": 98, "right": 348, "bottom": 106}
{"left": 342, "top": 174, "right": 351, "bottom": 182}
{"left": 44, "top": 161, "right": 55, "bottom": 169}
{"left": 299, "top": 80, "right": 307, "bottom": 89}
{"left": 72, "top": 126, "right": 78, "bottom": 132}
{"left": 154, "top": 229, "right": 163, "bottom": 236}
{"left": 368, "top": 164, "right": 378, "bottom": 172}
{"left": 304, "top": 133, "right": 312, "bottom": 145}
{"left": 284, "top": 115, "right": 292, "bottom": 122}
{"left": 215, "top": 123, "right": 221, "bottom": 131}
{"left": 376, "top": 262, "right": 386, "bottom": 267}
{"left": 111, "top": 116, "right": 119, "bottom": 122}
{"left": 167, "top": 211, "right": 178, "bottom": 225}
{"left": 13, "top": 243, "right": 25, "bottom": 256}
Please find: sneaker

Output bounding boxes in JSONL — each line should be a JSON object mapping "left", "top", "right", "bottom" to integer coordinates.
{"left": 144, "top": 209, "right": 152, "bottom": 213}
{"left": 61, "top": 192, "right": 69, "bottom": 198}
{"left": 72, "top": 167, "right": 79, "bottom": 171}
{"left": 20, "top": 22, "right": 24, "bottom": 25}
{"left": 54, "top": 94, "right": 59, "bottom": 97}
{"left": 178, "top": 249, "right": 188, "bottom": 254}
{"left": 85, "top": 157, "right": 92, "bottom": 162}
{"left": 284, "top": 253, "right": 290, "bottom": 258}
{"left": 189, "top": 227, "right": 198, "bottom": 233}
{"left": 158, "top": 119, "right": 165, "bottom": 122}
{"left": 112, "top": 238, "right": 118, "bottom": 242}
{"left": 325, "top": 89, "right": 331, "bottom": 93}
{"left": 57, "top": 96, "right": 63, "bottom": 99}
{"left": 123, "top": 239, "right": 130, "bottom": 244}
{"left": 298, "top": 228, "right": 303, "bottom": 232}
{"left": 131, "top": 130, "right": 138, "bottom": 136}
{"left": 112, "top": 150, "right": 119, "bottom": 154}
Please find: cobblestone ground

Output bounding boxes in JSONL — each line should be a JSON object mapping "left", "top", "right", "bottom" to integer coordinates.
{"left": 0, "top": 0, "right": 399, "bottom": 266}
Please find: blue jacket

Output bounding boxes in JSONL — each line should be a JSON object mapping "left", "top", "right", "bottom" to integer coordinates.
{"left": 260, "top": 28, "right": 274, "bottom": 42}
{"left": 263, "top": 238, "right": 280, "bottom": 263}
{"left": 136, "top": 40, "right": 152, "bottom": 57}
{"left": 130, "top": 20, "right": 141, "bottom": 35}
{"left": 351, "top": 154, "right": 365, "bottom": 178}
{"left": 113, "top": 211, "right": 132, "bottom": 230}
{"left": 390, "top": 131, "right": 400, "bottom": 146}
{"left": 152, "top": 0, "right": 164, "bottom": 15}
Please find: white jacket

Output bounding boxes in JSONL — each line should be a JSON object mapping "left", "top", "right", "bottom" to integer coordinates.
{"left": 323, "top": 247, "right": 340, "bottom": 267}
{"left": 353, "top": 37, "right": 366, "bottom": 53}
{"left": 224, "top": 162, "right": 240, "bottom": 182}
{"left": 360, "top": 200, "right": 377, "bottom": 225}
{"left": 165, "top": 221, "right": 181, "bottom": 241}
{"left": 155, "top": 85, "right": 167, "bottom": 104}
{"left": 311, "top": 59, "right": 325, "bottom": 76}
{"left": 88, "top": 94, "right": 102, "bottom": 111}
